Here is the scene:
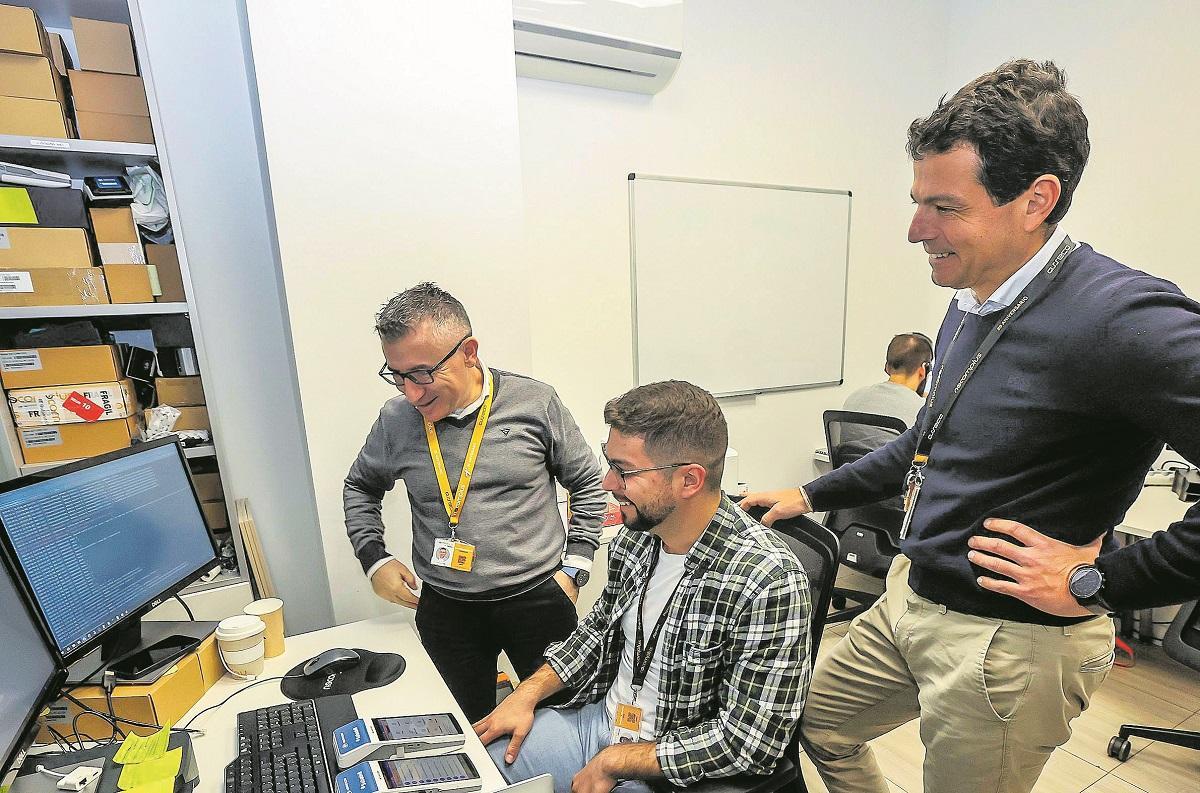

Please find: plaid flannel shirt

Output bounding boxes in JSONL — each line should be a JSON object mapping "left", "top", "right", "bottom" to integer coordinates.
{"left": 543, "top": 495, "right": 812, "bottom": 786}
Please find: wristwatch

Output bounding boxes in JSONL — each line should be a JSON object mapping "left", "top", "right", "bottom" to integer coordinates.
{"left": 561, "top": 566, "right": 590, "bottom": 587}
{"left": 1067, "top": 563, "right": 1112, "bottom": 615}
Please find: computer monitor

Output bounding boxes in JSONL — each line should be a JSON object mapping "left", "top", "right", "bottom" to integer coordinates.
{"left": 0, "top": 545, "right": 65, "bottom": 778}
{"left": 0, "top": 437, "right": 219, "bottom": 679}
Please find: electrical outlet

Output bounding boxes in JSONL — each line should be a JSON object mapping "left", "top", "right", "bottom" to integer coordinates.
{"left": 1145, "top": 469, "right": 1176, "bottom": 487}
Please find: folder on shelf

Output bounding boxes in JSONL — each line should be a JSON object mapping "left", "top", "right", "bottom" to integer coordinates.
{"left": 0, "top": 186, "right": 37, "bottom": 224}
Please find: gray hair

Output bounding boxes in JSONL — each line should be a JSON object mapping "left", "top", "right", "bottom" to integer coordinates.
{"left": 375, "top": 282, "right": 472, "bottom": 342}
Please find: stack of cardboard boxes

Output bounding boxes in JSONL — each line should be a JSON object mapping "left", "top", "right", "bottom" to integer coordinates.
{"left": 0, "top": 5, "right": 152, "bottom": 143}
{"left": 0, "top": 344, "right": 142, "bottom": 464}
{"left": 0, "top": 4, "right": 70, "bottom": 137}
{"left": 151, "top": 374, "right": 226, "bottom": 531}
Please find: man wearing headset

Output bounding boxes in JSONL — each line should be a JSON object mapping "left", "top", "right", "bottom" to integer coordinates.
{"left": 838, "top": 332, "right": 933, "bottom": 453}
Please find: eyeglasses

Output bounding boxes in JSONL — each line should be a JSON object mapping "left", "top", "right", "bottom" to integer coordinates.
{"left": 378, "top": 333, "right": 471, "bottom": 388}
{"left": 600, "top": 442, "right": 699, "bottom": 486}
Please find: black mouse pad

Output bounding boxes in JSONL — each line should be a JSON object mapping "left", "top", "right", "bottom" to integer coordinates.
{"left": 280, "top": 649, "right": 405, "bottom": 700}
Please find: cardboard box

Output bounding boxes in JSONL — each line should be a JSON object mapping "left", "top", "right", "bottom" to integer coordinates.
{"left": 0, "top": 94, "right": 67, "bottom": 137}
{"left": 36, "top": 639, "right": 209, "bottom": 741}
{"left": 0, "top": 4, "right": 51, "bottom": 58}
{"left": 147, "top": 244, "right": 185, "bottom": 302}
{"left": 71, "top": 17, "right": 138, "bottom": 76}
{"left": 157, "top": 376, "right": 205, "bottom": 406}
{"left": 0, "top": 344, "right": 123, "bottom": 390}
{"left": 73, "top": 109, "right": 153, "bottom": 144}
{"left": 191, "top": 471, "right": 223, "bottom": 502}
{"left": 104, "top": 264, "right": 154, "bottom": 302}
{"left": 8, "top": 378, "right": 139, "bottom": 427}
{"left": 0, "top": 227, "right": 93, "bottom": 268}
{"left": 201, "top": 500, "right": 229, "bottom": 531}
{"left": 0, "top": 266, "right": 108, "bottom": 306}
{"left": 68, "top": 70, "right": 148, "bottom": 116}
{"left": 195, "top": 632, "right": 224, "bottom": 689}
{"left": 146, "top": 404, "right": 210, "bottom": 432}
{"left": 89, "top": 206, "right": 139, "bottom": 242}
{"left": 0, "top": 52, "right": 62, "bottom": 101}
{"left": 18, "top": 414, "right": 139, "bottom": 464}
{"left": 48, "top": 32, "right": 72, "bottom": 77}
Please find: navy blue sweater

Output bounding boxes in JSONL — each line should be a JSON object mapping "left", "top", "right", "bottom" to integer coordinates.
{"left": 806, "top": 244, "right": 1200, "bottom": 625}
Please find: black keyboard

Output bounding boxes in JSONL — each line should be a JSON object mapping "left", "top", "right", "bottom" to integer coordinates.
{"left": 224, "top": 700, "right": 332, "bottom": 793}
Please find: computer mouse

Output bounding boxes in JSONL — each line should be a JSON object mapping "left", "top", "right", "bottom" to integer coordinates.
{"left": 302, "top": 647, "right": 362, "bottom": 678}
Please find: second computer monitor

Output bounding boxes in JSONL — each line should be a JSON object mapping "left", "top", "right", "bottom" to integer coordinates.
{"left": 0, "top": 437, "right": 218, "bottom": 671}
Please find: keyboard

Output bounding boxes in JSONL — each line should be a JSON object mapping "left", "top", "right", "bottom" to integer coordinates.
{"left": 224, "top": 700, "right": 333, "bottom": 793}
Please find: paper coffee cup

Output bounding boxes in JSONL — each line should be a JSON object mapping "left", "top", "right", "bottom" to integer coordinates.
{"left": 244, "top": 598, "right": 285, "bottom": 658}
{"left": 216, "top": 614, "right": 266, "bottom": 677}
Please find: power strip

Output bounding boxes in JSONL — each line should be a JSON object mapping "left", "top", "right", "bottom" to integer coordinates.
{"left": 1144, "top": 469, "right": 1176, "bottom": 487}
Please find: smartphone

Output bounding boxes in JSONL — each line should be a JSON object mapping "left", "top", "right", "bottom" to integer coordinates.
{"left": 335, "top": 714, "right": 465, "bottom": 768}
{"left": 335, "top": 754, "right": 481, "bottom": 793}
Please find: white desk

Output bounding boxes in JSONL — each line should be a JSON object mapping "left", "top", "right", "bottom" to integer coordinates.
{"left": 1117, "top": 486, "right": 1189, "bottom": 539}
{"left": 180, "top": 614, "right": 506, "bottom": 793}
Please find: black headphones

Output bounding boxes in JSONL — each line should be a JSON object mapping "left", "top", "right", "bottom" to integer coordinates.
{"left": 909, "top": 331, "right": 934, "bottom": 396}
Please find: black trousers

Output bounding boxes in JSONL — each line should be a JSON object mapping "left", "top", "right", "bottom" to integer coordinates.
{"left": 415, "top": 575, "right": 578, "bottom": 723}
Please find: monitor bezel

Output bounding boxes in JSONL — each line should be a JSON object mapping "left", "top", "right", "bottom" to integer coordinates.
{"left": 0, "top": 436, "right": 221, "bottom": 666}
{"left": 0, "top": 553, "right": 67, "bottom": 779}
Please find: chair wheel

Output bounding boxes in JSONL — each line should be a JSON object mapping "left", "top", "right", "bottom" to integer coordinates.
{"left": 832, "top": 596, "right": 847, "bottom": 610}
{"left": 1107, "top": 736, "right": 1132, "bottom": 761}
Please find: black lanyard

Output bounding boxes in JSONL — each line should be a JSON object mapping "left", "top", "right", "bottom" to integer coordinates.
{"left": 899, "top": 236, "right": 1075, "bottom": 538}
{"left": 632, "top": 542, "right": 688, "bottom": 695}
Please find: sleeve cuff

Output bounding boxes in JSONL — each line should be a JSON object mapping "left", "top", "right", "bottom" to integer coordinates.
{"left": 562, "top": 552, "right": 594, "bottom": 572}
{"left": 359, "top": 541, "right": 391, "bottom": 576}
{"left": 365, "top": 555, "right": 395, "bottom": 581}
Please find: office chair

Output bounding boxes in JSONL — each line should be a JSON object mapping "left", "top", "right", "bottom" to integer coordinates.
{"left": 664, "top": 508, "right": 840, "bottom": 793}
{"left": 822, "top": 410, "right": 909, "bottom": 624}
{"left": 1107, "top": 599, "right": 1200, "bottom": 760}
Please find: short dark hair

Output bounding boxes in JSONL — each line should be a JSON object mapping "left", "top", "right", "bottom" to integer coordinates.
{"left": 604, "top": 381, "right": 727, "bottom": 493}
{"left": 906, "top": 59, "right": 1089, "bottom": 225}
{"left": 886, "top": 332, "right": 933, "bottom": 375}
{"left": 375, "top": 282, "right": 472, "bottom": 343}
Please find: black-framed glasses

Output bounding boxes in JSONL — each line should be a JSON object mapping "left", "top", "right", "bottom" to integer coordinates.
{"left": 600, "top": 442, "right": 699, "bottom": 485}
{"left": 378, "top": 333, "right": 471, "bottom": 388}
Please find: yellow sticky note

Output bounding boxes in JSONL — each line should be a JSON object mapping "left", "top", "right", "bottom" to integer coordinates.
{"left": 113, "top": 723, "right": 171, "bottom": 765}
{"left": 0, "top": 187, "right": 37, "bottom": 225}
{"left": 118, "top": 747, "right": 181, "bottom": 790}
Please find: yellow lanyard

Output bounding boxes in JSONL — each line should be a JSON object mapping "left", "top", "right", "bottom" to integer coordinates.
{"left": 424, "top": 375, "right": 493, "bottom": 533}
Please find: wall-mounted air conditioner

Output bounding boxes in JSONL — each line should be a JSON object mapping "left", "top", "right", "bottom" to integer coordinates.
{"left": 513, "top": 0, "right": 683, "bottom": 95}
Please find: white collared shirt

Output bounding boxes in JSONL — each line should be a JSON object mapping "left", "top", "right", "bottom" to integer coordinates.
{"left": 447, "top": 361, "right": 492, "bottom": 420}
{"left": 955, "top": 225, "right": 1076, "bottom": 316}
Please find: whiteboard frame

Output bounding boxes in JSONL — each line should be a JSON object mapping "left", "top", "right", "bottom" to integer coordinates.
{"left": 628, "top": 173, "right": 853, "bottom": 398}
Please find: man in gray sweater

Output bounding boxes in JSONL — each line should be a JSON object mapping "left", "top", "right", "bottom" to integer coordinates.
{"left": 344, "top": 283, "right": 606, "bottom": 721}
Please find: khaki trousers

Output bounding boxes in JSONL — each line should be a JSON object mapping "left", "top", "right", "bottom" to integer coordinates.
{"left": 800, "top": 556, "right": 1115, "bottom": 793}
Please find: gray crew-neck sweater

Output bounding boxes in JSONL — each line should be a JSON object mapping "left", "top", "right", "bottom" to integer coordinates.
{"left": 344, "top": 368, "right": 606, "bottom": 600}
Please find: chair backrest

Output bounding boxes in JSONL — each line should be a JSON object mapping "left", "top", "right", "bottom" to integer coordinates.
{"left": 823, "top": 409, "right": 909, "bottom": 469}
{"left": 742, "top": 505, "right": 840, "bottom": 662}
{"left": 1164, "top": 600, "right": 1200, "bottom": 674}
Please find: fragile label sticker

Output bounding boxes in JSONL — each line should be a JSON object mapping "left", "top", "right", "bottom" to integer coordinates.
{"left": 21, "top": 427, "right": 62, "bottom": 447}
{"left": 0, "top": 350, "right": 42, "bottom": 372}
{"left": 64, "top": 391, "right": 105, "bottom": 422}
{"left": 0, "top": 271, "right": 33, "bottom": 293}
{"left": 0, "top": 229, "right": 9, "bottom": 249}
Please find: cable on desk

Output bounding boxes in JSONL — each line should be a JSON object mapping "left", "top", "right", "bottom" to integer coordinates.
{"left": 179, "top": 673, "right": 307, "bottom": 731}
{"left": 58, "top": 691, "right": 204, "bottom": 737}
{"left": 173, "top": 593, "right": 196, "bottom": 621}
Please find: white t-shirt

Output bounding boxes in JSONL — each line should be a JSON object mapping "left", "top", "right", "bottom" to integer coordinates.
{"left": 605, "top": 548, "right": 688, "bottom": 740}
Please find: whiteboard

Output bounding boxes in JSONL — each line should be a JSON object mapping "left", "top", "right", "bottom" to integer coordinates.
{"left": 629, "top": 174, "right": 851, "bottom": 397}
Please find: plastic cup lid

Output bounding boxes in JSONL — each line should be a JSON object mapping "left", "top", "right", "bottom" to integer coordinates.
{"left": 244, "top": 598, "right": 283, "bottom": 615}
{"left": 217, "top": 614, "right": 266, "bottom": 641}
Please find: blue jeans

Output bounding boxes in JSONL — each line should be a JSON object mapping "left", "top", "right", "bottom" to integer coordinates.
{"left": 485, "top": 700, "right": 654, "bottom": 793}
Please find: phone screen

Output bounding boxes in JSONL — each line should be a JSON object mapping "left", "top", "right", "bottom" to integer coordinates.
{"left": 379, "top": 755, "right": 477, "bottom": 789}
{"left": 371, "top": 714, "right": 460, "bottom": 740}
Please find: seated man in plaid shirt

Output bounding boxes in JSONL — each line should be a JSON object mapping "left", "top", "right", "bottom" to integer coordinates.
{"left": 474, "top": 380, "right": 812, "bottom": 793}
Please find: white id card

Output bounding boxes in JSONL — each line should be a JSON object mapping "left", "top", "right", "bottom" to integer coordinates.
{"left": 431, "top": 538, "right": 455, "bottom": 567}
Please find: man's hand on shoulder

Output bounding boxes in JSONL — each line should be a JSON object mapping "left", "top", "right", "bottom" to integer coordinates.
{"left": 472, "top": 688, "right": 538, "bottom": 764}
{"left": 968, "top": 518, "right": 1103, "bottom": 618}
{"left": 370, "top": 559, "right": 421, "bottom": 608}
{"left": 737, "top": 488, "right": 812, "bottom": 526}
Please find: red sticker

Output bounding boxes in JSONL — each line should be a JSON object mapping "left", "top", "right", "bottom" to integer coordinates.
{"left": 63, "top": 392, "right": 105, "bottom": 422}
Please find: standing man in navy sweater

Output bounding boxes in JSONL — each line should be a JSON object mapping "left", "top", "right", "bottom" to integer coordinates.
{"left": 742, "top": 59, "right": 1200, "bottom": 793}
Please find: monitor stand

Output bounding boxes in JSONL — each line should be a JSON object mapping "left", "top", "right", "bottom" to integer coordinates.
{"left": 66, "top": 620, "right": 218, "bottom": 686}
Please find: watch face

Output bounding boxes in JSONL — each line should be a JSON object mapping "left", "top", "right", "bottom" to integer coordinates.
{"left": 1070, "top": 566, "right": 1103, "bottom": 599}
{"left": 574, "top": 569, "right": 590, "bottom": 587}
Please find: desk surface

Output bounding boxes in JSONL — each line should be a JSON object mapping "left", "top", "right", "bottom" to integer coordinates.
{"left": 1118, "top": 486, "right": 1189, "bottom": 539}
{"left": 181, "top": 615, "right": 507, "bottom": 793}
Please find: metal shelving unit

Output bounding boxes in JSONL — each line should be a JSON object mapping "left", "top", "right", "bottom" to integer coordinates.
{"left": 0, "top": 134, "right": 158, "bottom": 175}
{"left": 0, "top": 303, "right": 188, "bottom": 319}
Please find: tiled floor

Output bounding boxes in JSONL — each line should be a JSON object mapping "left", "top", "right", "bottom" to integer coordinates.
{"left": 798, "top": 622, "right": 1200, "bottom": 792}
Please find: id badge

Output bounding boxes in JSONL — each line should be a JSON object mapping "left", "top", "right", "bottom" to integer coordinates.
{"left": 431, "top": 538, "right": 455, "bottom": 568}
{"left": 611, "top": 703, "right": 643, "bottom": 744}
{"left": 450, "top": 541, "right": 475, "bottom": 572}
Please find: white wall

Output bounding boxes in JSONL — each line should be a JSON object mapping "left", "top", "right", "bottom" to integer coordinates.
{"left": 245, "top": 1, "right": 530, "bottom": 624}
{"left": 517, "top": 0, "right": 952, "bottom": 490}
